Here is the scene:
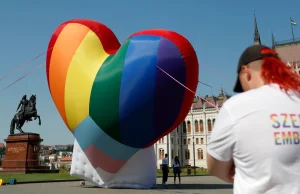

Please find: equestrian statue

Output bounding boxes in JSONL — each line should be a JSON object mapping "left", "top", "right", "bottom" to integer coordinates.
{"left": 10, "top": 94, "right": 41, "bottom": 135}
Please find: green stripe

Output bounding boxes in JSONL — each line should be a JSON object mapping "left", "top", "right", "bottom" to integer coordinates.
{"left": 89, "top": 39, "right": 131, "bottom": 142}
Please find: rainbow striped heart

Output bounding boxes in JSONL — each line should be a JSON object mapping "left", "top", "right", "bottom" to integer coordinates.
{"left": 46, "top": 19, "right": 199, "bottom": 174}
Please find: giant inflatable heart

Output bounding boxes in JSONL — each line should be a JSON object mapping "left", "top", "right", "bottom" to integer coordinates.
{"left": 46, "top": 19, "right": 198, "bottom": 175}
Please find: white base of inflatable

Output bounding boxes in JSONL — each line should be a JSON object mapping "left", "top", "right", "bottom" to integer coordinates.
{"left": 70, "top": 139, "right": 157, "bottom": 189}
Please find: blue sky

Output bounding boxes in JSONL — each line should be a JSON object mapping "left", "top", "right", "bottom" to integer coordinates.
{"left": 0, "top": 0, "right": 299, "bottom": 145}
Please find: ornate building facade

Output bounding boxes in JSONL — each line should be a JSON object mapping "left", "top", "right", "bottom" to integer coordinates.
{"left": 154, "top": 91, "right": 230, "bottom": 169}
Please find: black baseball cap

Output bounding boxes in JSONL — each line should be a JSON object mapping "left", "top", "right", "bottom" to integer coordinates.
{"left": 233, "top": 44, "right": 277, "bottom": 93}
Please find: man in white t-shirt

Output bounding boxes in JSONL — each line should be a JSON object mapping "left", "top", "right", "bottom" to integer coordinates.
{"left": 207, "top": 44, "right": 300, "bottom": 194}
{"left": 162, "top": 154, "right": 169, "bottom": 184}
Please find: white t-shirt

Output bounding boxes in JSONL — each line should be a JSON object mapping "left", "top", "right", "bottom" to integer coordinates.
{"left": 207, "top": 84, "right": 300, "bottom": 194}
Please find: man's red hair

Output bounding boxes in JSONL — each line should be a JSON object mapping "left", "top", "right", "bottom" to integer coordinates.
{"left": 261, "top": 54, "right": 300, "bottom": 93}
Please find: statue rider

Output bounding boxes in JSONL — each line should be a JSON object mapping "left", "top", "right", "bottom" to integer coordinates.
{"left": 16, "top": 95, "right": 28, "bottom": 127}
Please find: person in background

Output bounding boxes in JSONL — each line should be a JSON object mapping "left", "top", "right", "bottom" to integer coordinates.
{"left": 162, "top": 153, "right": 169, "bottom": 185}
{"left": 173, "top": 156, "right": 181, "bottom": 184}
{"left": 206, "top": 44, "right": 300, "bottom": 194}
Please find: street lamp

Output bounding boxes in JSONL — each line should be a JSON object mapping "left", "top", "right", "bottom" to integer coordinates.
{"left": 167, "top": 133, "right": 170, "bottom": 166}
{"left": 191, "top": 109, "right": 196, "bottom": 176}
{"left": 180, "top": 124, "right": 184, "bottom": 166}
{"left": 155, "top": 141, "right": 157, "bottom": 168}
{"left": 0, "top": 150, "right": 3, "bottom": 164}
{"left": 193, "top": 136, "right": 196, "bottom": 175}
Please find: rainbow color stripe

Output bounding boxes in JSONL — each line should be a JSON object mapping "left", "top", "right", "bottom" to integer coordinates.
{"left": 273, "top": 131, "right": 300, "bottom": 145}
{"left": 270, "top": 113, "right": 300, "bottom": 128}
{"left": 46, "top": 19, "right": 199, "bottom": 173}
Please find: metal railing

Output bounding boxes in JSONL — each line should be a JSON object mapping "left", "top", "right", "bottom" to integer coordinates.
{"left": 275, "top": 38, "right": 300, "bottom": 46}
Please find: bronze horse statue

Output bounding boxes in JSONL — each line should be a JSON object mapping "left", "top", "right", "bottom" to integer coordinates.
{"left": 10, "top": 94, "right": 41, "bottom": 135}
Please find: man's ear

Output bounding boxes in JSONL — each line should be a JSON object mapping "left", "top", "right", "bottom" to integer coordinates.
{"left": 241, "top": 66, "right": 251, "bottom": 81}
{"left": 240, "top": 65, "right": 248, "bottom": 72}
{"left": 246, "top": 71, "right": 251, "bottom": 81}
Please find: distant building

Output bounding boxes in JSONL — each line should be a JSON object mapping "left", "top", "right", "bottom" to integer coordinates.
{"left": 254, "top": 14, "right": 300, "bottom": 74}
{"left": 54, "top": 145, "right": 68, "bottom": 151}
{"left": 49, "top": 154, "right": 57, "bottom": 162}
{"left": 57, "top": 151, "right": 73, "bottom": 157}
{"left": 44, "top": 155, "right": 49, "bottom": 161}
{"left": 154, "top": 91, "right": 230, "bottom": 169}
{"left": 59, "top": 157, "right": 72, "bottom": 170}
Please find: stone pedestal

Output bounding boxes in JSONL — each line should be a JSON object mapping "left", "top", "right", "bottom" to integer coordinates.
{"left": 0, "top": 133, "right": 53, "bottom": 174}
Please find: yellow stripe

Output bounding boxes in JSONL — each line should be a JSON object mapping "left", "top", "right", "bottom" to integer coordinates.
{"left": 64, "top": 30, "right": 110, "bottom": 131}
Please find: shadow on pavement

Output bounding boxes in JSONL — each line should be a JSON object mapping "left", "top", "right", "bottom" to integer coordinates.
{"left": 153, "top": 183, "right": 233, "bottom": 190}
{"left": 79, "top": 183, "right": 233, "bottom": 190}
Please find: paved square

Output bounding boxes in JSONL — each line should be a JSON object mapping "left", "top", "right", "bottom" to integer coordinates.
{"left": 0, "top": 176, "right": 233, "bottom": 194}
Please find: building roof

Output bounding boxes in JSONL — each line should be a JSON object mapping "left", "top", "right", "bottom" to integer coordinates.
{"left": 192, "top": 92, "right": 231, "bottom": 109}
{"left": 254, "top": 14, "right": 261, "bottom": 45}
{"left": 61, "top": 157, "right": 72, "bottom": 161}
{"left": 274, "top": 42, "right": 300, "bottom": 63}
{"left": 254, "top": 15, "right": 300, "bottom": 65}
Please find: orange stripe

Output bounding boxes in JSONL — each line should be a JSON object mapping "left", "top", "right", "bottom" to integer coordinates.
{"left": 85, "top": 144, "right": 126, "bottom": 173}
{"left": 49, "top": 23, "right": 90, "bottom": 128}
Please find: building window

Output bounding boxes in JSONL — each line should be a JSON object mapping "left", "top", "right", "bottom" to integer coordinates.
{"left": 159, "top": 139, "right": 161, "bottom": 144}
{"left": 159, "top": 149, "right": 164, "bottom": 159}
{"left": 201, "top": 138, "right": 204, "bottom": 144}
{"left": 188, "top": 138, "right": 191, "bottom": 144}
{"left": 196, "top": 138, "right": 199, "bottom": 144}
{"left": 197, "top": 149, "right": 203, "bottom": 160}
{"left": 178, "top": 139, "right": 179, "bottom": 144}
{"left": 183, "top": 122, "right": 187, "bottom": 134}
{"left": 161, "top": 138, "right": 164, "bottom": 144}
{"left": 187, "top": 121, "right": 191, "bottom": 133}
{"left": 212, "top": 119, "right": 216, "bottom": 128}
{"left": 171, "top": 138, "right": 173, "bottom": 144}
{"left": 185, "top": 149, "right": 190, "bottom": 160}
{"left": 184, "top": 139, "right": 186, "bottom": 145}
{"left": 195, "top": 120, "right": 199, "bottom": 133}
{"left": 208, "top": 119, "right": 212, "bottom": 132}
{"left": 171, "top": 149, "right": 174, "bottom": 159}
{"left": 200, "top": 120, "right": 204, "bottom": 133}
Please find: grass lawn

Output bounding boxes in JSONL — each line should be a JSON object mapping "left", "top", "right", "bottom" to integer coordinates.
{"left": 0, "top": 169, "right": 209, "bottom": 183}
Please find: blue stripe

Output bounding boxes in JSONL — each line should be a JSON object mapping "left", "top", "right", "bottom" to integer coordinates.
{"left": 73, "top": 116, "right": 139, "bottom": 160}
{"left": 118, "top": 35, "right": 160, "bottom": 148}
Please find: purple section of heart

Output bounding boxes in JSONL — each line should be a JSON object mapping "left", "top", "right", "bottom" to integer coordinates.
{"left": 154, "top": 38, "right": 186, "bottom": 138}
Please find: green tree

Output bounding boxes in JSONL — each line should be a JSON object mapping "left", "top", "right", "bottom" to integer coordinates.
{"left": 66, "top": 146, "right": 73, "bottom": 152}
{"left": 0, "top": 147, "right": 5, "bottom": 166}
{"left": 0, "top": 147, "right": 5, "bottom": 154}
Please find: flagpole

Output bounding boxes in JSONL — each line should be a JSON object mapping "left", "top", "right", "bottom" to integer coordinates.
{"left": 290, "top": 17, "right": 295, "bottom": 42}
